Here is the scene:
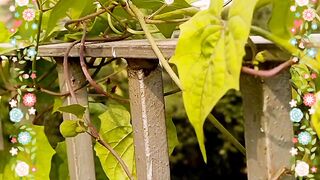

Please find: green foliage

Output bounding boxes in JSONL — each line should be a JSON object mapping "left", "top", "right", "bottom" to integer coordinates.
{"left": 94, "top": 103, "right": 178, "bottom": 179}
{"left": 44, "top": 112, "right": 65, "bottom": 149}
{"left": 268, "top": 0, "right": 293, "bottom": 39}
{"left": 166, "top": 117, "right": 180, "bottom": 155}
{"left": 170, "top": 0, "right": 257, "bottom": 161}
{"left": 94, "top": 103, "right": 136, "bottom": 180}
{"left": 0, "top": 22, "right": 10, "bottom": 43}
{"left": 49, "top": 142, "right": 69, "bottom": 180}
{"left": 59, "top": 120, "right": 87, "bottom": 137}
{"left": 58, "top": 104, "right": 86, "bottom": 119}
{"left": 45, "top": 0, "right": 95, "bottom": 37}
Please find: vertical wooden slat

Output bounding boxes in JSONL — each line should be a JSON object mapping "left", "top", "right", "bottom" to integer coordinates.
{"left": 0, "top": 120, "right": 3, "bottom": 150}
{"left": 241, "top": 67, "right": 294, "bottom": 180}
{"left": 127, "top": 59, "right": 170, "bottom": 180}
{"left": 56, "top": 58, "right": 96, "bottom": 180}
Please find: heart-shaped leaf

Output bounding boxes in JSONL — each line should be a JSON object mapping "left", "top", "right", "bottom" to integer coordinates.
{"left": 170, "top": 0, "right": 258, "bottom": 162}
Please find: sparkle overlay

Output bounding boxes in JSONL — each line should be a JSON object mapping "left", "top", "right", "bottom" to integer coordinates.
{"left": 290, "top": 0, "right": 320, "bottom": 178}
{"left": 1, "top": 0, "right": 39, "bottom": 178}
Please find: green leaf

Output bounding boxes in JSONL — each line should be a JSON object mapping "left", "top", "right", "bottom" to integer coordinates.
{"left": 94, "top": 103, "right": 136, "bottom": 180}
{"left": 268, "top": 0, "right": 293, "bottom": 40}
{"left": 95, "top": 103, "right": 179, "bottom": 179}
{"left": 44, "top": 112, "right": 65, "bottom": 149}
{"left": 45, "top": 0, "right": 95, "bottom": 37}
{"left": 166, "top": 118, "right": 179, "bottom": 155}
{"left": 53, "top": 98, "right": 63, "bottom": 114}
{"left": 170, "top": 0, "right": 257, "bottom": 162}
{"left": 50, "top": 142, "right": 70, "bottom": 180}
{"left": 312, "top": 95, "right": 320, "bottom": 139}
{"left": 0, "top": 22, "right": 10, "bottom": 43}
{"left": 58, "top": 104, "right": 86, "bottom": 119}
{"left": 59, "top": 120, "right": 86, "bottom": 137}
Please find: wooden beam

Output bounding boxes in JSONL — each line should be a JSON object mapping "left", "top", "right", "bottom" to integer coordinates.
{"left": 127, "top": 59, "right": 170, "bottom": 180}
{"left": 56, "top": 58, "right": 96, "bottom": 180}
{"left": 240, "top": 64, "right": 294, "bottom": 180}
{"left": 0, "top": 36, "right": 287, "bottom": 59}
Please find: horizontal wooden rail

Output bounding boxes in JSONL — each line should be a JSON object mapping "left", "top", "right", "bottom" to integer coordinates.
{"left": 1, "top": 36, "right": 289, "bottom": 59}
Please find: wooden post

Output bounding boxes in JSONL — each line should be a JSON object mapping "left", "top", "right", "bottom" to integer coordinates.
{"left": 241, "top": 66, "right": 294, "bottom": 180}
{"left": 57, "top": 58, "right": 96, "bottom": 180}
{"left": 127, "top": 59, "right": 170, "bottom": 180}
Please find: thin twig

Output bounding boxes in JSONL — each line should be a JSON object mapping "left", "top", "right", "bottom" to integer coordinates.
{"left": 145, "top": 18, "right": 190, "bottom": 24}
{"left": 241, "top": 59, "right": 294, "bottom": 78}
{"left": 95, "top": 65, "right": 127, "bottom": 83}
{"left": 39, "top": 87, "right": 70, "bottom": 96}
{"left": 147, "top": 4, "right": 167, "bottom": 19}
{"left": 164, "top": 88, "right": 181, "bottom": 96}
{"left": 207, "top": 113, "right": 246, "bottom": 156}
{"left": 65, "top": 9, "right": 107, "bottom": 30}
{"left": 37, "top": 64, "right": 57, "bottom": 83}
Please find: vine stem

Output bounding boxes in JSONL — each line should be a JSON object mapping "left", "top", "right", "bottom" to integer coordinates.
{"left": 129, "top": 3, "right": 183, "bottom": 90}
{"left": 63, "top": 40, "right": 80, "bottom": 102}
{"left": 78, "top": 25, "right": 129, "bottom": 104}
{"left": 147, "top": 4, "right": 167, "bottom": 19}
{"left": 241, "top": 59, "right": 295, "bottom": 78}
{"left": 87, "top": 125, "right": 134, "bottom": 180}
{"left": 250, "top": 26, "right": 320, "bottom": 72}
{"left": 145, "top": 18, "right": 190, "bottom": 24}
{"left": 207, "top": 113, "right": 246, "bottom": 156}
{"left": 152, "top": 7, "right": 198, "bottom": 20}
{"left": 64, "top": 2, "right": 117, "bottom": 30}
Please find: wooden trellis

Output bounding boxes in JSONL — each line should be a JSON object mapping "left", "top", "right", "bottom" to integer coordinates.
{"left": 0, "top": 36, "right": 295, "bottom": 180}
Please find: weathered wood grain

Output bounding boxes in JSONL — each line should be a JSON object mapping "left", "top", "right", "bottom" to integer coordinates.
{"left": 127, "top": 59, "right": 170, "bottom": 180}
{"left": 57, "top": 58, "right": 96, "bottom": 180}
{"left": 241, "top": 64, "right": 294, "bottom": 180}
{"left": 1, "top": 36, "right": 288, "bottom": 59}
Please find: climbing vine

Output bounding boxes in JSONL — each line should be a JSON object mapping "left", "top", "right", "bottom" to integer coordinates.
{"left": 1, "top": 0, "right": 320, "bottom": 179}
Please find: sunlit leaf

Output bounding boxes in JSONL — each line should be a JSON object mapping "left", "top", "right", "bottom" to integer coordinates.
{"left": 268, "top": 0, "right": 293, "bottom": 40}
{"left": 59, "top": 120, "right": 86, "bottom": 137}
{"left": 94, "top": 103, "right": 178, "bottom": 179}
{"left": 0, "top": 22, "right": 10, "bottom": 43}
{"left": 170, "top": 0, "right": 258, "bottom": 162}
{"left": 94, "top": 103, "right": 135, "bottom": 180}
{"left": 58, "top": 104, "right": 86, "bottom": 119}
{"left": 45, "top": 0, "right": 95, "bottom": 37}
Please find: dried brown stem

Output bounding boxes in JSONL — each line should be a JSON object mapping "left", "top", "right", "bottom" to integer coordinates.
{"left": 63, "top": 41, "right": 80, "bottom": 102}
